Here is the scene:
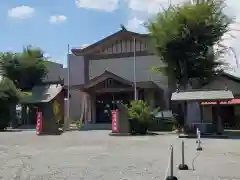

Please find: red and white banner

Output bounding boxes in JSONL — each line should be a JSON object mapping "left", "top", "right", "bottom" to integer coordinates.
{"left": 111, "top": 110, "right": 119, "bottom": 133}
{"left": 36, "top": 111, "right": 43, "bottom": 135}
{"left": 201, "top": 98, "right": 240, "bottom": 105}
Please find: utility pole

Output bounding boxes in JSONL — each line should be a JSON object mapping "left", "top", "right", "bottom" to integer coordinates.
{"left": 66, "top": 44, "right": 70, "bottom": 131}
{"left": 133, "top": 37, "right": 137, "bottom": 100}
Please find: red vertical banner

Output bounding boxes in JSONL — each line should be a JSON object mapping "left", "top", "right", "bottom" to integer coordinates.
{"left": 111, "top": 109, "right": 119, "bottom": 133}
{"left": 36, "top": 111, "right": 43, "bottom": 135}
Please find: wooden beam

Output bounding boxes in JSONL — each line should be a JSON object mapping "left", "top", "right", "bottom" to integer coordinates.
{"left": 94, "top": 88, "right": 135, "bottom": 94}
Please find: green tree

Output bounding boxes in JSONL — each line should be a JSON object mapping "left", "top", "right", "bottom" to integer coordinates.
{"left": 0, "top": 46, "right": 48, "bottom": 129}
{"left": 128, "top": 100, "right": 159, "bottom": 134}
{"left": 147, "top": 0, "right": 232, "bottom": 132}
{"left": 148, "top": 0, "right": 231, "bottom": 87}
{"left": 1, "top": 46, "right": 48, "bottom": 90}
{"left": 0, "top": 77, "right": 21, "bottom": 129}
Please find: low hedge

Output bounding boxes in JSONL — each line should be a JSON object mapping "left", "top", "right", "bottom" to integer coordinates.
{"left": 149, "top": 119, "right": 176, "bottom": 131}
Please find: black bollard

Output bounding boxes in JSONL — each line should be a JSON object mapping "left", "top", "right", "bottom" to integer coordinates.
{"left": 178, "top": 140, "right": 189, "bottom": 170}
{"left": 165, "top": 146, "right": 178, "bottom": 180}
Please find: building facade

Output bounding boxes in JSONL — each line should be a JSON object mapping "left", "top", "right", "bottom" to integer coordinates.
{"left": 16, "top": 61, "right": 65, "bottom": 127}
{"left": 67, "top": 28, "right": 170, "bottom": 124}
{"left": 64, "top": 28, "right": 240, "bottom": 129}
{"left": 201, "top": 72, "right": 240, "bottom": 127}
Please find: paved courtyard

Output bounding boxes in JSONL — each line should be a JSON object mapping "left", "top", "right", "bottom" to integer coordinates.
{"left": 0, "top": 131, "right": 239, "bottom": 180}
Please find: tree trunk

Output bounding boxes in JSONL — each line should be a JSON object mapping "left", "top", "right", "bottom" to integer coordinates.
{"left": 21, "top": 105, "right": 27, "bottom": 125}
{"left": 10, "top": 104, "right": 17, "bottom": 128}
{"left": 181, "top": 81, "right": 191, "bottom": 133}
{"left": 216, "top": 103, "right": 223, "bottom": 134}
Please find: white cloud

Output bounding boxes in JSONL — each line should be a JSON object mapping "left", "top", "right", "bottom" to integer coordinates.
{"left": 75, "top": 0, "right": 119, "bottom": 12}
{"left": 217, "top": 22, "right": 240, "bottom": 67}
{"left": 49, "top": 15, "right": 67, "bottom": 24}
{"left": 125, "top": 0, "right": 186, "bottom": 14}
{"left": 43, "top": 53, "right": 51, "bottom": 58}
{"left": 126, "top": 0, "right": 165, "bottom": 14}
{"left": 8, "top": 5, "right": 34, "bottom": 19}
{"left": 80, "top": 44, "right": 89, "bottom": 49}
{"left": 124, "top": 0, "right": 185, "bottom": 32}
{"left": 221, "top": 23, "right": 240, "bottom": 46}
{"left": 126, "top": 17, "right": 144, "bottom": 31}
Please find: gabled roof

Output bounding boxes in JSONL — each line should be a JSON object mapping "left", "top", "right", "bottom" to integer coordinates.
{"left": 71, "top": 28, "right": 149, "bottom": 55}
{"left": 222, "top": 71, "right": 240, "bottom": 83}
{"left": 81, "top": 70, "right": 133, "bottom": 90}
{"left": 21, "top": 84, "right": 64, "bottom": 104}
{"left": 72, "top": 71, "right": 162, "bottom": 91}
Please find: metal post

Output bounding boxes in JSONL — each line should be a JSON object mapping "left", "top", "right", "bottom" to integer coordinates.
{"left": 133, "top": 37, "right": 137, "bottom": 100}
{"left": 178, "top": 141, "right": 189, "bottom": 170}
{"left": 66, "top": 44, "right": 70, "bottom": 131}
{"left": 166, "top": 146, "right": 178, "bottom": 180}
{"left": 170, "top": 146, "right": 173, "bottom": 176}
{"left": 182, "top": 141, "right": 184, "bottom": 165}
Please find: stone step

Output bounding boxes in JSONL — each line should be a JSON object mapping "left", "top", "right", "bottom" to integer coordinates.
{"left": 80, "top": 123, "right": 112, "bottom": 130}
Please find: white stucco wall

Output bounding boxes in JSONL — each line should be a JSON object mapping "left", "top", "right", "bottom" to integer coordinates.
{"left": 89, "top": 55, "right": 170, "bottom": 108}
{"left": 68, "top": 54, "right": 85, "bottom": 86}
{"left": 65, "top": 54, "right": 86, "bottom": 120}
{"left": 89, "top": 55, "right": 168, "bottom": 89}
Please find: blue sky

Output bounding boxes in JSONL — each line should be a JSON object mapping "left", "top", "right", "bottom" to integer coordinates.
{"left": 0, "top": 0, "right": 132, "bottom": 66}
{"left": 1, "top": 0, "right": 240, "bottom": 68}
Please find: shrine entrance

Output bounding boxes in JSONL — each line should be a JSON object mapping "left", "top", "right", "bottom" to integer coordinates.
{"left": 79, "top": 71, "right": 156, "bottom": 124}
{"left": 95, "top": 92, "right": 133, "bottom": 123}
{"left": 90, "top": 75, "right": 141, "bottom": 123}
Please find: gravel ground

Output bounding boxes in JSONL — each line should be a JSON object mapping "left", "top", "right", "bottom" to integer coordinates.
{"left": 0, "top": 131, "right": 239, "bottom": 180}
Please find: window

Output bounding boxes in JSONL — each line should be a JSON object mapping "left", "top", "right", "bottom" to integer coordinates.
{"left": 104, "top": 78, "right": 113, "bottom": 88}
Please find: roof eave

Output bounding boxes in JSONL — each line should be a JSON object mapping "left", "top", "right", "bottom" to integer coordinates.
{"left": 222, "top": 71, "right": 240, "bottom": 82}
{"left": 71, "top": 30, "right": 150, "bottom": 55}
{"left": 171, "top": 90, "right": 234, "bottom": 102}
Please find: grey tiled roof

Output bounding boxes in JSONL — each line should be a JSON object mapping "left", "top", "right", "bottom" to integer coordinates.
{"left": 224, "top": 69, "right": 240, "bottom": 80}
{"left": 21, "top": 84, "right": 63, "bottom": 104}
{"left": 171, "top": 90, "right": 234, "bottom": 101}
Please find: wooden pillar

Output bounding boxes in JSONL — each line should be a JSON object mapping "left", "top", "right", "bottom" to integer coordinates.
{"left": 216, "top": 101, "right": 223, "bottom": 134}
{"left": 183, "top": 101, "right": 187, "bottom": 126}
{"left": 91, "top": 94, "right": 96, "bottom": 124}
{"left": 199, "top": 102, "right": 203, "bottom": 123}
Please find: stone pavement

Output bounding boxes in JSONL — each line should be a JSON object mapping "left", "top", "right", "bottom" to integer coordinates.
{"left": 0, "top": 131, "right": 239, "bottom": 179}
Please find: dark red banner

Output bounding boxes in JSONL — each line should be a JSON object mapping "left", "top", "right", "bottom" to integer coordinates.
{"left": 36, "top": 111, "right": 43, "bottom": 135}
{"left": 112, "top": 110, "right": 119, "bottom": 133}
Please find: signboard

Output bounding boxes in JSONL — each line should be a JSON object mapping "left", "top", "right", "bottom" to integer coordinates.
{"left": 53, "top": 100, "right": 61, "bottom": 124}
{"left": 111, "top": 110, "right": 119, "bottom": 133}
{"left": 36, "top": 111, "right": 43, "bottom": 135}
